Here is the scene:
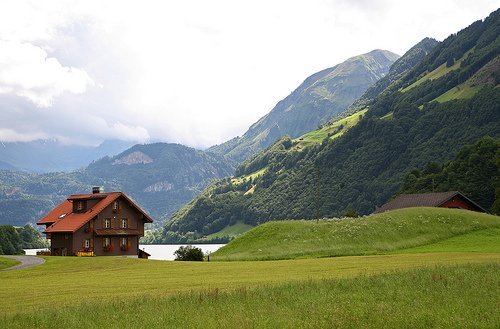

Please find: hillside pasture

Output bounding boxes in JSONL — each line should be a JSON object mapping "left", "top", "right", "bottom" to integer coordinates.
{"left": 293, "top": 108, "right": 367, "bottom": 149}
{"left": 211, "top": 208, "right": 500, "bottom": 261}
{"left": 206, "top": 221, "right": 254, "bottom": 239}
{"left": 401, "top": 48, "right": 473, "bottom": 92}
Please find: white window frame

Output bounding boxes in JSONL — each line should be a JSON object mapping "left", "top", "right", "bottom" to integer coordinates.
{"left": 104, "top": 219, "right": 111, "bottom": 229}
{"left": 104, "top": 237, "right": 111, "bottom": 247}
{"left": 85, "top": 239, "right": 90, "bottom": 248}
{"left": 121, "top": 218, "right": 127, "bottom": 229}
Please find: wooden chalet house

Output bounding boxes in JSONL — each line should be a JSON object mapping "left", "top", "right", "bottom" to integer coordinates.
{"left": 37, "top": 187, "right": 153, "bottom": 257}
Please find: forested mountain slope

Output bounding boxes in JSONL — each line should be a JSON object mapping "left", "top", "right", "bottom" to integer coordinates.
{"left": 400, "top": 136, "right": 499, "bottom": 213}
{"left": 0, "top": 143, "right": 235, "bottom": 227}
{"left": 208, "top": 50, "right": 399, "bottom": 162}
{"left": 160, "top": 9, "right": 500, "bottom": 243}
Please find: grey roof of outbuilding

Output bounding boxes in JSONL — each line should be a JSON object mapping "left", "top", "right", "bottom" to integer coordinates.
{"left": 373, "top": 191, "right": 486, "bottom": 214}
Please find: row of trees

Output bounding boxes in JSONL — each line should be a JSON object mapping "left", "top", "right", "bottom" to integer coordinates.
{"left": 401, "top": 136, "right": 499, "bottom": 214}
{"left": 0, "top": 225, "right": 48, "bottom": 255}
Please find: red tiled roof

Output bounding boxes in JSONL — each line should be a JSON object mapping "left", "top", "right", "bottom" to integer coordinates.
{"left": 37, "top": 192, "right": 153, "bottom": 233}
{"left": 373, "top": 191, "right": 486, "bottom": 214}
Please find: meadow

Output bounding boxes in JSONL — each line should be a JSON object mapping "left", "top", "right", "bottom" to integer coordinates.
{"left": 1, "top": 207, "right": 499, "bottom": 328}
{"left": 0, "top": 257, "right": 19, "bottom": 270}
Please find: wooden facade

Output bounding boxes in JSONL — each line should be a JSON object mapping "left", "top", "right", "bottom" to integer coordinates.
{"left": 37, "top": 190, "right": 153, "bottom": 257}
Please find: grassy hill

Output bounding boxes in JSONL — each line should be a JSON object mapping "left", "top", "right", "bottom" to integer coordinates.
{"left": 211, "top": 208, "right": 500, "bottom": 261}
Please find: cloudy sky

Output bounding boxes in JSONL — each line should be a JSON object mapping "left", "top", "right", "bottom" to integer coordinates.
{"left": 0, "top": 0, "right": 498, "bottom": 149}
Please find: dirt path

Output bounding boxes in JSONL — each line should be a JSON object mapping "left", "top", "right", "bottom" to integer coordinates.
{"left": 1, "top": 255, "right": 45, "bottom": 271}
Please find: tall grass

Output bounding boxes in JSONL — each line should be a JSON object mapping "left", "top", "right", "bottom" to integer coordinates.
{"left": 3, "top": 263, "right": 499, "bottom": 328}
{"left": 212, "top": 208, "right": 500, "bottom": 261}
{"left": 397, "top": 227, "right": 500, "bottom": 254}
{"left": 1, "top": 252, "right": 498, "bottom": 316}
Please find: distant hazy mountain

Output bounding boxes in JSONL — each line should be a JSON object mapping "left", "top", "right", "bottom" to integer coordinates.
{"left": 0, "top": 139, "right": 134, "bottom": 172}
{"left": 208, "top": 49, "right": 400, "bottom": 162}
{"left": 0, "top": 160, "right": 16, "bottom": 170}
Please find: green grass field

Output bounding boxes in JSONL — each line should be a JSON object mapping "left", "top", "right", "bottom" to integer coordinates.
{"left": 432, "top": 83, "right": 481, "bottom": 103}
{"left": 397, "top": 227, "right": 500, "bottom": 253}
{"left": 231, "top": 168, "right": 266, "bottom": 186}
{"left": 206, "top": 221, "right": 254, "bottom": 239}
{"left": 401, "top": 49, "right": 473, "bottom": 93}
{"left": 0, "top": 257, "right": 20, "bottom": 270}
{"left": 1, "top": 207, "right": 499, "bottom": 327}
{"left": 212, "top": 208, "right": 500, "bottom": 261}
{"left": 293, "top": 109, "right": 367, "bottom": 149}
{"left": 3, "top": 263, "right": 498, "bottom": 328}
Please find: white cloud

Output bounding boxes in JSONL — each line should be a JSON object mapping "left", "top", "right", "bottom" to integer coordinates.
{"left": 0, "top": 128, "right": 48, "bottom": 143}
{"left": 0, "top": 40, "right": 94, "bottom": 107}
{"left": 0, "top": 0, "right": 498, "bottom": 147}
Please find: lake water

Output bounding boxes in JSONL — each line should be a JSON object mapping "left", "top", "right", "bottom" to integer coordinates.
{"left": 24, "top": 244, "right": 226, "bottom": 261}
{"left": 139, "top": 244, "right": 225, "bottom": 260}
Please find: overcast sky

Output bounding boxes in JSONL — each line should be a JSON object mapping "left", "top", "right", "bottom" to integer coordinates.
{"left": 0, "top": 0, "right": 498, "bottom": 149}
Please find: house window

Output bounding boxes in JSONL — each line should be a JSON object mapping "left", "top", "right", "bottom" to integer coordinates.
{"left": 104, "top": 218, "right": 111, "bottom": 228}
{"left": 64, "top": 234, "right": 69, "bottom": 240}
{"left": 113, "top": 200, "right": 120, "bottom": 212}
{"left": 120, "top": 236, "right": 129, "bottom": 251}
{"left": 84, "top": 239, "right": 90, "bottom": 248}
{"left": 76, "top": 201, "right": 84, "bottom": 211}
{"left": 121, "top": 218, "right": 128, "bottom": 229}
{"left": 103, "top": 237, "right": 111, "bottom": 247}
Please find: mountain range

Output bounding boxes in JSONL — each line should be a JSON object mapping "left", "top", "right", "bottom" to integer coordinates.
{"left": 0, "top": 49, "right": 399, "bottom": 227}
{"left": 0, "top": 143, "right": 235, "bottom": 227}
{"left": 159, "top": 9, "right": 500, "bottom": 243}
{"left": 1, "top": 9, "right": 498, "bottom": 241}
{"left": 0, "top": 139, "right": 134, "bottom": 172}
{"left": 208, "top": 49, "right": 399, "bottom": 162}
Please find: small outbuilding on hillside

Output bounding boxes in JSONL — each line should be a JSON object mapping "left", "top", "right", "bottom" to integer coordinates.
{"left": 373, "top": 191, "right": 487, "bottom": 214}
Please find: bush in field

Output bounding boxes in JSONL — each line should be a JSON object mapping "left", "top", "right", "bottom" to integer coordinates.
{"left": 174, "top": 245, "right": 204, "bottom": 261}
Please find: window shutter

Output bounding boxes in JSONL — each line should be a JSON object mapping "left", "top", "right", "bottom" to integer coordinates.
{"left": 102, "top": 218, "right": 105, "bottom": 228}
{"left": 127, "top": 237, "right": 130, "bottom": 248}
{"left": 111, "top": 237, "right": 114, "bottom": 247}
{"left": 90, "top": 239, "right": 94, "bottom": 248}
{"left": 82, "top": 239, "right": 85, "bottom": 248}
{"left": 111, "top": 218, "right": 115, "bottom": 229}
